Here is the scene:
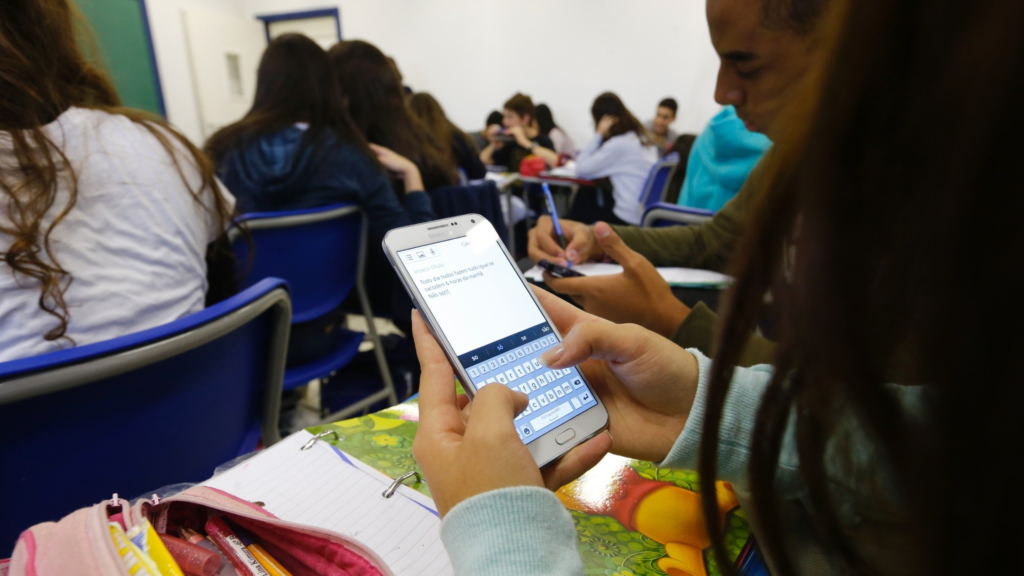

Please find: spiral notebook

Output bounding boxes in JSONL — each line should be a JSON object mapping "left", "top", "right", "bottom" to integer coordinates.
{"left": 201, "top": 430, "right": 453, "bottom": 576}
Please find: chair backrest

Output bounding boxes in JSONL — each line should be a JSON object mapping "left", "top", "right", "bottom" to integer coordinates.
{"left": 639, "top": 152, "right": 681, "bottom": 210}
{"left": 232, "top": 204, "right": 363, "bottom": 324}
{"left": 429, "top": 180, "right": 510, "bottom": 245}
{"left": 0, "top": 279, "right": 291, "bottom": 551}
{"left": 641, "top": 202, "right": 716, "bottom": 228}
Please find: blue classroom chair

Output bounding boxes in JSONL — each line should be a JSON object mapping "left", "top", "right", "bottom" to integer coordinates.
{"left": 638, "top": 152, "right": 681, "bottom": 212}
{"left": 641, "top": 202, "right": 716, "bottom": 228}
{"left": 0, "top": 278, "right": 291, "bottom": 552}
{"left": 231, "top": 203, "right": 397, "bottom": 422}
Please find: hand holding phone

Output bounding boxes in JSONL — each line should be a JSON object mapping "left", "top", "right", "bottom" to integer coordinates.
{"left": 385, "top": 216, "right": 610, "bottom": 468}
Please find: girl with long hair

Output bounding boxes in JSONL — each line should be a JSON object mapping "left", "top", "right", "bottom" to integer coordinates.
{"left": 407, "top": 92, "right": 485, "bottom": 181}
{"left": 0, "top": 0, "right": 235, "bottom": 362}
{"left": 410, "top": 0, "right": 1024, "bottom": 573}
{"left": 534, "top": 103, "right": 576, "bottom": 159}
{"left": 328, "top": 41, "right": 457, "bottom": 191}
{"left": 572, "top": 92, "right": 658, "bottom": 225}
{"left": 207, "top": 34, "right": 436, "bottom": 343}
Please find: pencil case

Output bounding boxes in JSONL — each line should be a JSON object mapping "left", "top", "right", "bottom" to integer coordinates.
{"left": 7, "top": 486, "right": 391, "bottom": 576}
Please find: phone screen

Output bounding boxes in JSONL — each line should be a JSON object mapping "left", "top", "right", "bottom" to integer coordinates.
{"left": 396, "top": 234, "right": 598, "bottom": 444}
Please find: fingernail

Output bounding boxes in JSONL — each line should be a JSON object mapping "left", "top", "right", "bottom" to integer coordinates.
{"left": 539, "top": 347, "right": 564, "bottom": 367}
{"left": 595, "top": 223, "right": 611, "bottom": 238}
{"left": 566, "top": 249, "right": 578, "bottom": 260}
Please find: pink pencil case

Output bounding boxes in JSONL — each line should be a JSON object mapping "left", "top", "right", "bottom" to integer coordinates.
{"left": 7, "top": 486, "right": 391, "bottom": 576}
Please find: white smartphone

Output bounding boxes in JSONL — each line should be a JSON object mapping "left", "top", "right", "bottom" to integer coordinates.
{"left": 384, "top": 215, "right": 609, "bottom": 467}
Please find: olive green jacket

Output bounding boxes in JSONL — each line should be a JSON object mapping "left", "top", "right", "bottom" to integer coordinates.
{"left": 612, "top": 153, "right": 775, "bottom": 366}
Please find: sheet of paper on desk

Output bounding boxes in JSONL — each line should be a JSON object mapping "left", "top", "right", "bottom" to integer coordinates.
{"left": 202, "top": 431, "right": 453, "bottom": 576}
{"left": 524, "top": 263, "right": 732, "bottom": 287}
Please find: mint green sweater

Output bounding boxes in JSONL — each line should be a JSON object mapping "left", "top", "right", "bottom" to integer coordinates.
{"left": 439, "top": 350, "right": 922, "bottom": 575}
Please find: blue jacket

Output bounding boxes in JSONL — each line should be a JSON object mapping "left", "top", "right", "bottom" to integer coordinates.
{"left": 677, "top": 106, "right": 772, "bottom": 212}
{"left": 217, "top": 126, "right": 435, "bottom": 245}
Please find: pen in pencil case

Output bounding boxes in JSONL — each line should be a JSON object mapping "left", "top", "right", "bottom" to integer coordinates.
{"left": 159, "top": 534, "right": 221, "bottom": 576}
{"left": 205, "top": 517, "right": 272, "bottom": 576}
{"left": 230, "top": 523, "right": 293, "bottom": 576}
{"left": 542, "top": 182, "right": 570, "bottom": 267}
{"left": 181, "top": 527, "right": 239, "bottom": 576}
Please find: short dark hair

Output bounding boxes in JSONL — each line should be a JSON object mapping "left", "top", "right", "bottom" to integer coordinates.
{"left": 761, "top": 0, "right": 831, "bottom": 35}
{"left": 658, "top": 98, "right": 678, "bottom": 114}
{"left": 486, "top": 110, "right": 503, "bottom": 126}
{"left": 504, "top": 93, "right": 535, "bottom": 120}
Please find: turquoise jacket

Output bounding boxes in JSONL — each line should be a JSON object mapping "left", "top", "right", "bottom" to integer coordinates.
{"left": 677, "top": 106, "right": 772, "bottom": 212}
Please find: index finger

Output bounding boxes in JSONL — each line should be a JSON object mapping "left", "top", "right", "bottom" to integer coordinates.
{"left": 411, "top": 311, "right": 465, "bottom": 435}
{"left": 531, "top": 284, "right": 600, "bottom": 334}
{"left": 527, "top": 217, "right": 567, "bottom": 266}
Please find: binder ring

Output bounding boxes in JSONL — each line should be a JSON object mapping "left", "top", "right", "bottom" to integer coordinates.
{"left": 301, "top": 430, "right": 343, "bottom": 451}
{"left": 382, "top": 471, "right": 422, "bottom": 499}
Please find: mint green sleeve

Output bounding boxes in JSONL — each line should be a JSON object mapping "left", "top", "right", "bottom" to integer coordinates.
{"left": 440, "top": 486, "right": 583, "bottom": 575}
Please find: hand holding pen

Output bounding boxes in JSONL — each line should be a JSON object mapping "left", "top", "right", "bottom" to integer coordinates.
{"left": 541, "top": 183, "right": 571, "bottom": 268}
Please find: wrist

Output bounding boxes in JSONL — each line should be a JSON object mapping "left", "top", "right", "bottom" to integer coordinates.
{"left": 404, "top": 170, "right": 425, "bottom": 193}
{"left": 653, "top": 298, "right": 691, "bottom": 339}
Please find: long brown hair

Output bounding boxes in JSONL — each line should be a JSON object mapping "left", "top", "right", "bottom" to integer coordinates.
{"left": 407, "top": 92, "right": 473, "bottom": 162}
{"left": 700, "top": 0, "right": 1024, "bottom": 574}
{"left": 327, "top": 41, "right": 456, "bottom": 191}
{"left": 0, "top": 0, "right": 233, "bottom": 342}
{"left": 590, "top": 92, "right": 653, "bottom": 147}
{"left": 204, "top": 33, "right": 373, "bottom": 167}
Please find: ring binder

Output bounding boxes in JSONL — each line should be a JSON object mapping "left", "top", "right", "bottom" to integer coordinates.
{"left": 382, "top": 471, "right": 422, "bottom": 499}
{"left": 300, "top": 430, "right": 343, "bottom": 451}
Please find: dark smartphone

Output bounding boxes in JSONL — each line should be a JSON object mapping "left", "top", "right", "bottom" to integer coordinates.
{"left": 537, "top": 259, "right": 586, "bottom": 278}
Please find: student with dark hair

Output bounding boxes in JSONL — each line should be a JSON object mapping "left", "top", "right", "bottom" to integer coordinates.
{"left": 663, "top": 133, "right": 698, "bottom": 204}
{"left": 469, "top": 110, "right": 503, "bottom": 153}
{"left": 534, "top": 103, "right": 576, "bottom": 159}
{"left": 208, "top": 34, "right": 434, "bottom": 246}
{"left": 646, "top": 97, "right": 680, "bottom": 156}
{"left": 0, "top": 0, "right": 236, "bottom": 362}
{"left": 529, "top": 0, "right": 834, "bottom": 365}
{"left": 479, "top": 93, "right": 559, "bottom": 169}
{"left": 570, "top": 92, "right": 658, "bottom": 225}
{"left": 328, "top": 40, "right": 456, "bottom": 191}
{"left": 208, "top": 35, "right": 436, "bottom": 343}
{"left": 408, "top": 92, "right": 486, "bottom": 181}
{"left": 416, "top": 0, "right": 1021, "bottom": 573}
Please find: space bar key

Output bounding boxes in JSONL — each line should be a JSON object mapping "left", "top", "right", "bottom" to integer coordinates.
{"left": 529, "top": 402, "right": 573, "bottom": 432}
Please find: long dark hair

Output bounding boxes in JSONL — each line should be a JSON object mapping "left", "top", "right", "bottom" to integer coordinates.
{"left": 700, "top": 0, "right": 1024, "bottom": 574}
{"left": 0, "top": 0, "right": 233, "bottom": 342}
{"left": 204, "top": 34, "right": 371, "bottom": 165}
{"left": 407, "top": 92, "right": 473, "bottom": 162}
{"left": 535, "top": 104, "right": 558, "bottom": 136}
{"left": 590, "top": 92, "right": 652, "bottom": 146}
{"left": 327, "top": 41, "right": 456, "bottom": 190}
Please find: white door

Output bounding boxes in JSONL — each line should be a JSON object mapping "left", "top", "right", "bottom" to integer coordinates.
{"left": 267, "top": 16, "right": 340, "bottom": 50}
{"left": 182, "top": 8, "right": 266, "bottom": 140}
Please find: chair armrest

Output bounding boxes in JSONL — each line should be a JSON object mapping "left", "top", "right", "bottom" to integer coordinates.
{"left": 641, "top": 203, "right": 715, "bottom": 227}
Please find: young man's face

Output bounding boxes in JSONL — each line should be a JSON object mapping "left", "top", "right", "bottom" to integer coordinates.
{"left": 707, "top": 0, "right": 818, "bottom": 140}
{"left": 503, "top": 109, "right": 530, "bottom": 129}
{"left": 653, "top": 106, "right": 676, "bottom": 136}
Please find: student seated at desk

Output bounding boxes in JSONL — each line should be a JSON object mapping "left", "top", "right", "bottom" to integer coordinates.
{"left": 329, "top": 41, "right": 457, "bottom": 192}
{"left": 0, "top": 0, "right": 236, "bottom": 363}
{"left": 408, "top": 92, "right": 487, "bottom": 181}
{"left": 535, "top": 104, "right": 576, "bottom": 159}
{"left": 645, "top": 97, "right": 681, "bottom": 157}
{"left": 571, "top": 92, "right": 658, "bottom": 225}
{"left": 412, "top": 0, "right": 1023, "bottom": 574}
{"left": 479, "top": 93, "right": 560, "bottom": 170}
{"left": 207, "top": 34, "right": 434, "bottom": 239}
{"left": 469, "top": 111, "right": 503, "bottom": 157}
{"left": 207, "top": 34, "right": 436, "bottom": 339}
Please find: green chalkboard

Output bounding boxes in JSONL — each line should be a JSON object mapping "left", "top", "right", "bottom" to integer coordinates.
{"left": 77, "top": 0, "right": 164, "bottom": 116}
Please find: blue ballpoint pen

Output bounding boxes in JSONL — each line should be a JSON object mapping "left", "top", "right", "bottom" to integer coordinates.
{"left": 541, "top": 183, "right": 571, "bottom": 268}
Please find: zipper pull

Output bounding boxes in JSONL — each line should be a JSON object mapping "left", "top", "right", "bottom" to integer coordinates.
{"left": 110, "top": 493, "right": 119, "bottom": 508}
{"left": 151, "top": 494, "right": 161, "bottom": 505}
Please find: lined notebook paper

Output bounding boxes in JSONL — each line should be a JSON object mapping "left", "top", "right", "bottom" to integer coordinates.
{"left": 202, "top": 431, "right": 453, "bottom": 576}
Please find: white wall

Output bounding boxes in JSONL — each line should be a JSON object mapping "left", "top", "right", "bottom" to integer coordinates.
{"left": 150, "top": 0, "right": 724, "bottom": 147}
{"left": 146, "top": 0, "right": 249, "bottom": 143}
